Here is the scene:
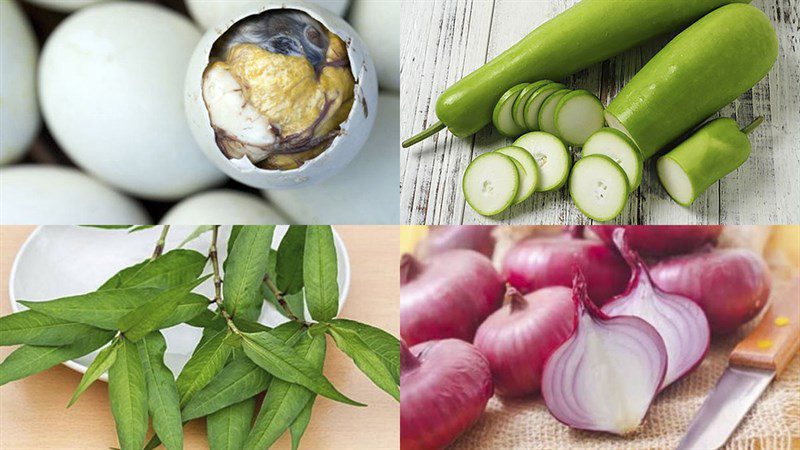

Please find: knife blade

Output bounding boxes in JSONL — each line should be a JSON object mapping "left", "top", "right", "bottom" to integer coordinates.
{"left": 677, "top": 276, "right": 800, "bottom": 450}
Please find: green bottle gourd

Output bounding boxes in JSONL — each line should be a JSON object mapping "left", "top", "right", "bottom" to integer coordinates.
{"left": 402, "top": 0, "right": 752, "bottom": 148}
{"left": 657, "top": 117, "right": 763, "bottom": 207}
{"left": 605, "top": 4, "right": 778, "bottom": 159}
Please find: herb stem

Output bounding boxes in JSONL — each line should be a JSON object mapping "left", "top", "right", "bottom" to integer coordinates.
{"left": 207, "top": 225, "right": 239, "bottom": 334}
{"left": 151, "top": 225, "right": 171, "bottom": 261}
{"left": 263, "top": 274, "right": 301, "bottom": 322}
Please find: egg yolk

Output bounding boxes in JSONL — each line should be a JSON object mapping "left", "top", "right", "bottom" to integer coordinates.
{"left": 219, "top": 33, "right": 354, "bottom": 139}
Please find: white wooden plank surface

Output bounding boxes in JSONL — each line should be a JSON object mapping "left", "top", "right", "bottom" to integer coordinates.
{"left": 400, "top": 0, "right": 800, "bottom": 225}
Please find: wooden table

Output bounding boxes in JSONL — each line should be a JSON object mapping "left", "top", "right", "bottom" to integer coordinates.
{"left": 400, "top": 0, "right": 799, "bottom": 225}
{"left": 0, "top": 226, "right": 400, "bottom": 449}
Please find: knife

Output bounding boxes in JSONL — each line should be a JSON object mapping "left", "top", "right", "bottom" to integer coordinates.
{"left": 677, "top": 276, "right": 800, "bottom": 450}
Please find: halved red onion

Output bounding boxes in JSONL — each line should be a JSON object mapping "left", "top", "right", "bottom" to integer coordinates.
{"left": 400, "top": 250, "right": 504, "bottom": 346}
{"left": 401, "top": 339, "right": 493, "bottom": 450}
{"left": 474, "top": 286, "right": 576, "bottom": 397}
{"left": 541, "top": 270, "right": 667, "bottom": 435}
{"left": 601, "top": 229, "right": 710, "bottom": 388}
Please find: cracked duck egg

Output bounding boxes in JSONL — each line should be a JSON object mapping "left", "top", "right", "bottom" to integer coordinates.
{"left": 185, "top": 3, "right": 378, "bottom": 190}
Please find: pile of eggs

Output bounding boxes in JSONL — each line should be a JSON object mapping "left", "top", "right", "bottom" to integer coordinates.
{"left": 0, "top": 0, "right": 399, "bottom": 224}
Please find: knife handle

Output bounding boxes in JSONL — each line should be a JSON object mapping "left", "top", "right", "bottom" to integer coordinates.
{"left": 730, "top": 276, "right": 800, "bottom": 375}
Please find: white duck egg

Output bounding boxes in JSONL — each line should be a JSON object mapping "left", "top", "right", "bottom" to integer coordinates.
{"left": 264, "top": 93, "right": 398, "bottom": 224}
{"left": 0, "top": 165, "right": 150, "bottom": 224}
{"left": 160, "top": 189, "right": 289, "bottom": 224}
{"left": 185, "top": 2, "right": 378, "bottom": 190}
{"left": 25, "top": 0, "right": 109, "bottom": 13}
{"left": 38, "top": 2, "right": 226, "bottom": 201}
{"left": 186, "top": 0, "right": 350, "bottom": 29}
{"left": 1, "top": 0, "right": 40, "bottom": 165}
{"left": 348, "top": 0, "right": 399, "bottom": 92}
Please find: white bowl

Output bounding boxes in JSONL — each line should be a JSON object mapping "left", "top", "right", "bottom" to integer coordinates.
{"left": 8, "top": 225, "right": 350, "bottom": 380}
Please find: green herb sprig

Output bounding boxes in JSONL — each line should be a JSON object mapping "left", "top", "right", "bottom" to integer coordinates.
{"left": 0, "top": 225, "right": 400, "bottom": 450}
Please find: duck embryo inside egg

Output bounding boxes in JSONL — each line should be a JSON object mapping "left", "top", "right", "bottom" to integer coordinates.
{"left": 202, "top": 10, "right": 355, "bottom": 171}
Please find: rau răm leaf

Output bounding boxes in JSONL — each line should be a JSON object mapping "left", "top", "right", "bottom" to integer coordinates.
{"left": 137, "top": 332, "right": 183, "bottom": 450}
{"left": 244, "top": 332, "right": 326, "bottom": 450}
{"left": 0, "top": 328, "right": 115, "bottom": 386}
{"left": 116, "top": 275, "right": 211, "bottom": 342}
{"left": 108, "top": 337, "right": 149, "bottom": 450}
{"left": 0, "top": 309, "right": 99, "bottom": 346}
{"left": 328, "top": 323, "right": 400, "bottom": 401}
{"left": 223, "top": 226, "right": 276, "bottom": 321}
{"left": 303, "top": 226, "right": 339, "bottom": 321}
{"left": 207, "top": 397, "right": 256, "bottom": 450}
{"left": 276, "top": 225, "right": 307, "bottom": 294}
{"left": 241, "top": 331, "right": 363, "bottom": 406}
{"left": 68, "top": 338, "right": 120, "bottom": 407}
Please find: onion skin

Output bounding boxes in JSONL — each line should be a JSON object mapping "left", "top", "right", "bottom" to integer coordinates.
{"left": 590, "top": 225, "right": 723, "bottom": 257}
{"left": 501, "top": 232, "right": 629, "bottom": 305}
{"left": 650, "top": 248, "right": 771, "bottom": 334}
{"left": 601, "top": 229, "right": 710, "bottom": 388}
{"left": 541, "top": 271, "right": 667, "bottom": 436}
{"left": 474, "top": 286, "right": 575, "bottom": 397}
{"left": 416, "top": 225, "right": 496, "bottom": 259}
{"left": 401, "top": 339, "right": 493, "bottom": 450}
{"left": 400, "top": 250, "right": 504, "bottom": 346}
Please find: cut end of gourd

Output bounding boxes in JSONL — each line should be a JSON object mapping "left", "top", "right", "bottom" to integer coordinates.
{"left": 657, "top": 157, "right": 695, "bottom": 206}
{"left": 603, "top": 111, "right": 641, "bottom": 150}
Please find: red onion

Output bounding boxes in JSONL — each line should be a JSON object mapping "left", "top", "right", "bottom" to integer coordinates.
{"left": 541, "top": 271, "right": 667, "bottom": 435}
{"left": 501, "top": 228, "right": 629, "bottom": 304}
{"left": 650, "top": 248, "right": 771, "bottom": 334}
{"left": 590, "top": 225, "right": 722, "bottom": 257}
{"left": 474, "top": 286, "right": 575, "bottom": 397}
{"left": 601, "top": 229, "right": 710, "bottom": 388}
{"left": 416, "top": 225, "right": 496, "bottom": 259}
{"left": 400, "top": 250, "right": 504, "bottom": 346}
{"left": 401, "top": 339, "right": 493, "bottom": 450}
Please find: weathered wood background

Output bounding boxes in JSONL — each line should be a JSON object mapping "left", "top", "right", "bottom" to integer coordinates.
{"left": 400, "top": 0, "right": 799, "bottom": 225}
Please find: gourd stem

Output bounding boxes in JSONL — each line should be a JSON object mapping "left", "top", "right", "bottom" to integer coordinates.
{"left": 741, "top": 116, "right": 764, "bottom": 135}
{"left": 402, "top": 121, "right": 446, "bottom": 148}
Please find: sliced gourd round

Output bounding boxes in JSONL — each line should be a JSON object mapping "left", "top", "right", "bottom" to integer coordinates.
{"left": 569, "top": 154, "right": 629, "bottom": 222}
{"left": 554, "top": 90, "right": 605, "bottom": 146}
{"left": 512, "top": 80, "right": 553, "bottom": 129}
{"left": 538, "top": 88, "right": 572, "bottom": 138}
{"left": 582, "top": 128, "right": 643, "bottom": 190}
{"left": 523, "top": 82, "right": 565, "bottom": 131}
{"left": 495, "top": 145, "right": 539, "bottom": 204}
{"left": 492, "top": 84, "right": 529, "bottom": 137}
{"left": 512, "top": 131, "right": 571, "bottom": 192}
{"left": 463, "top": 152, "right": 519, "bottom": 216}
